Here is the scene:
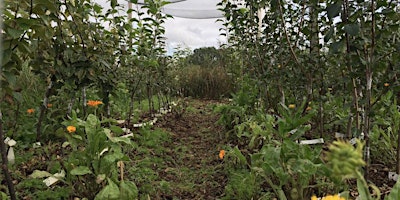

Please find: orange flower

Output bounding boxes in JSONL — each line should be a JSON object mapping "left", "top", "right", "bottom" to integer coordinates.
{"left": 87, "top": 100, "right": 103, "bottom": 107}
{"left": 47, "top": 103, "right": 53, "bottom": 108}
{"left": 67, "top": 126, "right": 76, "bottom": 133}
{"left": 288, "top": 104, "right": 296, "bottom": 109}
{"left": 27, "top": 108, "right": 35, "bottom": 114}
{"left": 384, "top": 83, "right": 390, "bottom": 87}
{"left": 219, "top": 150, "right": 225, "bottom": 160}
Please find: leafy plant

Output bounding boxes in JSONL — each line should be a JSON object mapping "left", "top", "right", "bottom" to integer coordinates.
{"left": 61, "top": 111, "right": 137, "bottom": 199}
{"left": 223, "top": 102, "right": 328, "bottom": 199}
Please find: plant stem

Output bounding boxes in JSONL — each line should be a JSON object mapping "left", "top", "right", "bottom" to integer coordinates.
{"left": 0, "top": 111, "right": 17, "bottom": 200}
{"left": 82, "top": 87, "right": 87, "bottom": 117}
{"left": 36, "top": 80, "right": 53, "bottom": 141}
{"left": 397, "top": 119, "right": 400, "bottom": 174}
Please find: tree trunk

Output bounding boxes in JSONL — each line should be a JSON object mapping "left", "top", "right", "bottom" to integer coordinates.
{"left": 0, "top": 111, "right": 17, "bottom": 200}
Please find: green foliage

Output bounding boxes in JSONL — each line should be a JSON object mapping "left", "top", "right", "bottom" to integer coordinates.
{"left": 221, "top": 100, "right": 328, "bottom": 199}
{"left": 215, "top": 76, "right": 259, "bottom": 130}
{"left": 370, "top": 91, "right": 400, "bottom": 167}
{"left": 16, "top": 178, "right": 70, "bottom": 200}
{"left": 223, "top": 170, "right": 261, "bottom": 199}
{"left": 177, "top": 65, "right": 234, "bottom": 99}
{"left": 187, "top": 47, "right": 223, "bottom": 67}
{"left": 385, "top": 180, "right": 400, "bottom": 200}
{"left": 62, "top": 112, "right": 137, "bottom": 199}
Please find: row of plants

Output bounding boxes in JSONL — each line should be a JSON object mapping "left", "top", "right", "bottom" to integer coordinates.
{"left": 0, "top": 0, "right": 184, "bottom": 199}
{"left": 216, "top": 87, "right": 400, "bottom": 199}
{"left": 213, "top": 0, "right": 400, "bottom": 199}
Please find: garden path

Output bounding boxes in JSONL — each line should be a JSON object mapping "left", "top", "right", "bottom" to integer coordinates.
{"left": 151, "top": 99, "right": 228, "bottom": 199}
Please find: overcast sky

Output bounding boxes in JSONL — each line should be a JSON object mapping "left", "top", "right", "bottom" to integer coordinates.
{"left": 95, "top": 0, "right": 226, "bottom": 53}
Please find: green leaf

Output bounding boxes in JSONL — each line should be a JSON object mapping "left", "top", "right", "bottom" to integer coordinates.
{"left": 324, "top": 27, "right": 334, "bottom": 42}
{"left": 29, "top": 170, "right": 52, "bottom": 178}
{"left": 2, "top": 49, "right": 12, "bottom": 65}
{"left": 95, "top": 178, "right": 120, "bottom": 200}
{"left": 0, "top": 191, "right": 8, "bottom": 200}
{"left": 6, "top": 28, "right": 24, "bottom": 39}
{"left": 103, "top": 151, "right": 124, "bottom": 163}
{"left": 385, "top": 180, "right": 400, "bottom": 200}
{"left": 120, "top": 181, "right": 138, "bottom": 200}
{"left": 70, "top": 166, "right": 92, "bottom": 176}
{"left": 344, "top": 24, "right": 360, "bottom": 36}
{"left": 232, "top": 146, "right": 247, "bottom": 165}
{"left": 111, "top": 0, "right": 117, "bottom": 8}
{"left": 339, "top": 191, "right": 350, "bottom": 199}
{"left": 104, "top": 129, "right": 134, "bottom": 146}
{"left": 72, "top": 134, "right": 83, "bottom": 140}
{"left": 327, "top": 3, "right": 341, "bottom": 20}
{"left": 110, "top": 125, "right": 124, "bottom": 135}
{"left": 357, "top": 178, "right": 372, "bottom": 200}
{"left": 329, "top": 40, "right": 345, "bottom": 53}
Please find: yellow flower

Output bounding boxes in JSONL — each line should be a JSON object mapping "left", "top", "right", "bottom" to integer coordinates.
{"left": 288, "top": 104, "right": 296, "bottom": 109}
{"left": 311, "top": 194, "right": 345, "bottom": 200}
{"left": 219, "top": 150, "right": 225, "bottom": 160}
{"left": 311, "top": 195, "right": 318, "bottom": 200}
{"left": 87, "top": 100, "right": 103, "bottom": 107}
{"left": 27, "top": 108, "right": 35, "bottom": 114}
{"left": 67, "top": 126, "right": 76, "bottom": 133}
{"left": 384, "top": 83, "right": 390, "bottom": 87}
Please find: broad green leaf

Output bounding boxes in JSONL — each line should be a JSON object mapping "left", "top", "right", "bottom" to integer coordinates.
{"left": 110, "top": 125, "right": 124, "bottom": 135}
{"left": 12, "top": 92, "right": 22, "bottom": 103}
{"left": 104, "top": 129, "right": 133, "bottom": 146}
{"left": 339, "top": 191, "right": 350, "bottom": 199}
{"left": 70, "top": 166, "right": 92, "bottom": 176}
{"left": 344, "top": 24, "right": 360, "bottom": 36}
{"left": 385, "top": 180, "right": 400, "bottom": 200}
{"left": 120, "top": 181, "right": 138, "bottom": 200}
{"left": 2, "top": 48, "right": 12, "bottom": 65}
{"left": 232, "top": 146, "right": 247, "bottom": 165}
{"left": 95, "top": 178, "right": 120, "bottom": 200}
{"left": 103, "top": 151, "right": 124, "bottom": 163}
{"left": 0, "top": 191, "right": 8, "bottom": 200}
{"left": 327, "top": 3, "right": 341, "bottom": 20}
{"left": 278, "top": 189, "right": 288, "bottom": 200}
{"left": 324, "top": 27, "right": 334, "bottom": 42}
{"left": 329, "top": 40, "right": 345, "bottom": 53}
{"left": 87, "top": 114, "right": 100, "bottom": 126}
{"left": 111, "top": 0, "right": 117, "bottom": 8}
{"left": 6, "top": 28, "right": 24, "bottom": 39}
{"left": 357, "top": 178, "right": 372, "bottom": 200}
{"left": 72, "top": 134, "right": 83, "bottom": 140}
{"left": 5, "top": 72, "right": 16, "bottom": 88}
{"left": 93, "top": 4, "right": 102, "bottom": 13}
{"left": 62, "top": 141, "right": 70, "bottom": 148}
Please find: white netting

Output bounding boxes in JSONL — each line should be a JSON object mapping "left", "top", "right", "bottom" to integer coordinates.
{"left": 132, "top": 0, "right": 223, "bottom": 19}
{"left": 136, "top": 0, "right": 187, "bottom": 4}
{"left": 161, "top": 7, "right": 223, "bottom": 19}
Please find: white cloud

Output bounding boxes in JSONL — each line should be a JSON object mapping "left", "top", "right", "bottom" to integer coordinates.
{"left": 164, "top": 17, "right": 225, "bottom": 49}
{"left": 94, "top": 0, "right": 226, "bottom": 52}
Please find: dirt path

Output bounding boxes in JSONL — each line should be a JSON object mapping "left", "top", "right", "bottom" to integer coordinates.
{"left": 152, "top": 99, "right": 227, "bottom": 199}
